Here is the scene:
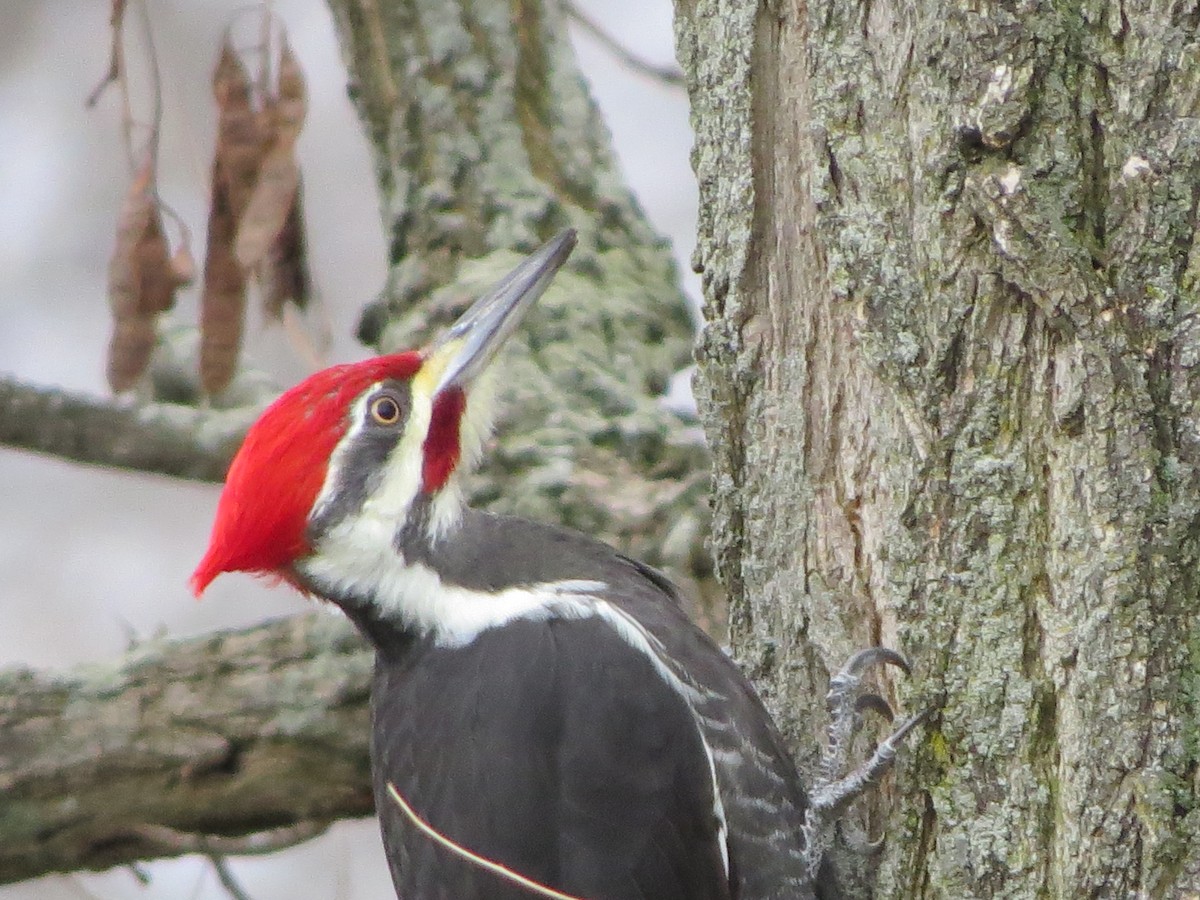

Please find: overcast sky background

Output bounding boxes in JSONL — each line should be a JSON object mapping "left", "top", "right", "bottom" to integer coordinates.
{"left": 0, "top": 1, "right": 696, "bottom": 897}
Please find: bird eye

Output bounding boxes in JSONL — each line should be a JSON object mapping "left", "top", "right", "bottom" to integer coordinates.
{"left": 369, "top": 395, "right": 402, "bottom": 426}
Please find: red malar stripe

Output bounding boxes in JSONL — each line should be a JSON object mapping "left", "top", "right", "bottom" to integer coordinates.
{"left": 422, "top": 387, "right": 466, "bottom": 493}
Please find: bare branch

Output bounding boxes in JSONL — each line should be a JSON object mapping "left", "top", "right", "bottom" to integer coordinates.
{"left": 131, "top": 821, "right": 329, "bottom": 857}
{"left": 0, "top": 614, "right": 374, "bottom": 885}
{"left": 86, "top": 0, "right": 129, "bottom": 108}
{"left": 564, "top": 2, "right": 684, "bottom": 88}
{"left": 0, "top": 375, "right": 255, "bottom": 483}
{"left": 211, "top": 855, "right": 254, "bottom": 900}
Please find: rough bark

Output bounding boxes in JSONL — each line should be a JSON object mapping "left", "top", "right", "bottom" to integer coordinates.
{"left": 676, "top": 0, "right": 1200, "bottom": 896}
{"left": 0, "top": 616, "right": 372, "bottom": 884}
{"left": 0, "top": 0, "right": 712, "bottom": 884}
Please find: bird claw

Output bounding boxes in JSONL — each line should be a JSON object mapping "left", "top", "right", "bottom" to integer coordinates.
{"left": 801, "top": 646, "right": 929, "bottom": 880}
{"left": 855, "top": 692, "right": 895, "bottom": 722}
{"left": 837, "top": 819, "right": 887, "bottom": 857}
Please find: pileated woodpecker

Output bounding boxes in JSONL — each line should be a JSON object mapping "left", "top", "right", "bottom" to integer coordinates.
{"left": 192, "top": 231, "right": 924, "bottom": 899}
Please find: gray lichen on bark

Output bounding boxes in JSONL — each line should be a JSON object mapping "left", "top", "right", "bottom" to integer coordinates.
{"left": 324, "top": 0, "right": 714, "bottom": 607}
{"left": 675, "top": 0, "right": 1200, "bottom": 895}
{"left": 0, "top": 615, "right": 372, "bottom": 884}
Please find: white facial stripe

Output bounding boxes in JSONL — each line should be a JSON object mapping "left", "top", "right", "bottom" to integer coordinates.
{"left": 300, "top": 516, "right": 603, "bottom": 645}
{"left": 309, "top": 377, "right": 436, "bottom": 538}
{"left": 364, "top": 384, "right": 429, "bottom": 530}
{"left": 307, "top": 359, "right": 503, "bottom": 551}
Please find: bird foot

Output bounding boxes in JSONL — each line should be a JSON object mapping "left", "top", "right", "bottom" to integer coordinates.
{"left": 801, "top": 647, "right": 930, "bottom": 879}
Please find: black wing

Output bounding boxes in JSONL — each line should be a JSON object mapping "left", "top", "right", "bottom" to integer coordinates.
{"left": 606, "top": 553, "right": 831, "bottom": 899}
{"left": 371, "top": 615, "right": 732, "bottom": 900}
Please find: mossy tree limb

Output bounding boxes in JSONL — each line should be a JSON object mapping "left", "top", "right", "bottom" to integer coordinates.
{"left": 0, "top": 616, "right": 372, "bottom": 885}
{"left": 324, "top": 0, "right": 713, "bottom": 604}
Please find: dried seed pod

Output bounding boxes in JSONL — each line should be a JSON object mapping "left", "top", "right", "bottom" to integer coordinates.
{"left": 261, "top": 179, "right": 311, "bottom": 317}
{"left": 272, "top": 36, "right": 307, "bottom": 142}
{"left": 200, "top": 31, "right": 314, "bottom": 390}
{"left": 235, "top": 141, "right": 299, "bottom": 270}
{"left": 136, "top": 208, "right": 177, "bottom": 315}
{"left": 199, "top": 37, "right": 264, "bottom": 396}
{"left": 199, "top": 177, "right": 246, "bottom": 396}
{"left": 212, "top": 37, "right": 263, "bottom": 217}
{"left": 236, "top": 34, "right": 307, "bottom": 273}
{"left": 106, "top": 315, "right": 157, "bottom": 393}
{"left": 106, "top": 159, "right": 155, "bottom": 392}
{"left": 108, "top": 161, "right": 153, "bottom": 313}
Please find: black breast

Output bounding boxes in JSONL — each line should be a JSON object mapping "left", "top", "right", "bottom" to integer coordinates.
{"left": 369, "top": 615, "right": 732, "bottom": 900}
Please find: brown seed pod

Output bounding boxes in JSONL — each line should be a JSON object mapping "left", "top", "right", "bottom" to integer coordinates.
{"left": 272, "top": 36, "right": 307, "bottom": 142}
{"left": 106, "top": 159, "right": 156, "bottom": 392}
{"left": 235, "top": 140, "right": 299, "bottom": 271}
{"left": 106, "top": 315, "right": 157, "bottom": 393}
{"left": 235, "top": 34, "right": 307, "bottom": 273}
{"left": 136, "top": 208, "right": 177, "bottom": 315}
{"left": 261, "top": 179, "right": 311, "bottom": 317}
{"left": 199, "top": 176, "right": 247, "bottom": 396}
{"left": 212, "top": 37, "right": 263, "bottom": 217}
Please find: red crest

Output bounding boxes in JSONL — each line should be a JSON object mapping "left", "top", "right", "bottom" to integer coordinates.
{"left": 190, "top": 352, "right": 423, "bottom": 595}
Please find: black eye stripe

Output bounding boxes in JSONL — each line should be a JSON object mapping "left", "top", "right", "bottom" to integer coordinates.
{"left": 306, "top": 379, "right": 414, "bottom": 542}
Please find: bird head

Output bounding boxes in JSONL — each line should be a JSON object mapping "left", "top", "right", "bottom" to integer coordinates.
{"left": 190, "top": 230, "right": 576, "bottom": 601}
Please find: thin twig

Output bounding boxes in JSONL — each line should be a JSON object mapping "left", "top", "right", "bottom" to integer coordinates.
{"left": 210, "top": 855, "right": 254, "bottom": 900}
{"left": 135, "top": 0, "right": 164, "bottom": 172}
{"left": 564, "top": 2, "right": 684, "bottom": 88}
{"left": 156, "top": 198, "right": 194, "bottom": 261}
{"left": 386, "top": 782, "right": 587, "bottom": 900}
{"left": 86, "top": 0, "right": 128, "bottom": 107}
{"left": 131, "top": 821, "right": 329, "bottom": 857}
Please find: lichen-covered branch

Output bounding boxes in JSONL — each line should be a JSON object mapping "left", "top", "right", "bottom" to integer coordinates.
{"left": 0, "top": 614, "right": 373, "bottom": 885}
{"left": 0, "top": 375, "right": 249, "bottom": 483}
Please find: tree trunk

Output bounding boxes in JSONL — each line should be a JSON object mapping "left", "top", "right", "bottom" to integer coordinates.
{"left": 675, "top": 0, "right": 1200, "bottom": 896}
